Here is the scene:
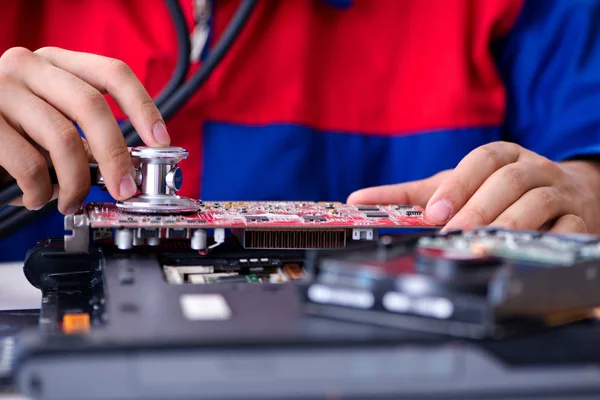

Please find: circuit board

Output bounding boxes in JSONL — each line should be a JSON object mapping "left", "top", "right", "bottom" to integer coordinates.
{"left": 416, "top": 228, "right": 600, "bottom": 266}
{"left": 84, "top": 202, "right": 442, "bottom": 229}
{"left": 164, "top": 263, "right": 305, "bottom": 285}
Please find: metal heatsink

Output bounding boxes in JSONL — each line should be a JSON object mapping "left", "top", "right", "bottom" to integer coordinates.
{"left": 238, "top": 229, "right": 347, "bottom": 249}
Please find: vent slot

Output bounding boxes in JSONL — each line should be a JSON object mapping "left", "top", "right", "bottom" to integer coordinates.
{"left": 242, "top": 230, "right": 346, "bottom": 249}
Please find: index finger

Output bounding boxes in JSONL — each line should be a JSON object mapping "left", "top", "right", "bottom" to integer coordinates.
{"left": 34, "top": 47, "right": 170, "bottom": 147}
{"left": 347, "top": 170, "right": 450, "bottom": 207}
{"left": 1, "top": 48, "right": 136, "bottom": 200}
{"left": 425, "top": 142, "right": 523, "bottom": 224}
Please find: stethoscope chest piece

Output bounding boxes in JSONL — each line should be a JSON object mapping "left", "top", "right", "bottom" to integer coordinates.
{"left": 116, "top": 146, "right": 201, "bottom": 214}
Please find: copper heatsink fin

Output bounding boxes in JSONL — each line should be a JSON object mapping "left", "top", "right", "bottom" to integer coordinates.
{"left": 243, "top": 230, "right": 346, "bottom": 249}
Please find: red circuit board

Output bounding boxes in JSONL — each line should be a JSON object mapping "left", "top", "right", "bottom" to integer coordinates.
{"left": 84, "top": 202, "right": 442, "bottom": 229}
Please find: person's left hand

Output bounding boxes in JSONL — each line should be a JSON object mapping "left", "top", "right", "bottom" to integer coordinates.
{"left": 347, "top": 141, "right": 600, "bottom": 235}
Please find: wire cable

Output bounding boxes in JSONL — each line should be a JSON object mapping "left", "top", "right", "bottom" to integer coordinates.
{"left": 0, "top": 185, "right": 25, "bottom": 213}
{"left": 123, "top": 0, "right": 192, "bottom": 146}
{"left": 0, "top": 204, "right": 57, "bottom": 241}
{"left": 160, "top": 0, "right": 257, "bottom": 122}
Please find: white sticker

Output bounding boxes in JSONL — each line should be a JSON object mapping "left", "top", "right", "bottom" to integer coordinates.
{"left": 180, "top": 294, "right": 232, "bottom": 321}
{"left": 307, "top": 284, "right": 375, "bottom": 309}
{"left": 382, "top": 292, "right": 454, "bottom": 319}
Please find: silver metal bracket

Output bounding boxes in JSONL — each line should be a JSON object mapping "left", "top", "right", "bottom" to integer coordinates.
{"left": 352, "top": 228, "right": 377, "bottom": 241}
{"left": 64, "top": 214, "right": 90, "bottom": 253}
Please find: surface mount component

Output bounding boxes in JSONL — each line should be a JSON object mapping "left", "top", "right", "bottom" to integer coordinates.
{"left": 116, "top": 146, "right": 201, "bottom": 214}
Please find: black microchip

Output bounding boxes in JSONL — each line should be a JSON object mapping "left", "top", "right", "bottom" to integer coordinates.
{"left": 303, "top": 215, "right": 327, "bottom": 222}
{"left": 357, "top": 206, "right": 380, "bottom": 211}
{"left": 215, "top": 275, "right": 247, "bottom": 283}
{"left": 140, "top": 229, "right": 159, "bottom": 238}
{"left": 406, "top": 210, "right": 423, "bottom": 216}
{"left": 167, "top": 229, "right": 188, "bottom": 239}
{"left": 365, "top": 212, "right": 389, "bottom": 218}
{"left": 245, "top": 215, "right": 269, "bottom": 222}
{"left": 395, "top": 205, "right": 413, "bottom": 210}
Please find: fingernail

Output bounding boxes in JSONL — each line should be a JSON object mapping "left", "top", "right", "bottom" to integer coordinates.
{"left": 428, "top": 200, "right": 452, "bottom": 223}
{"left": 152, "top": 122, "right": 170, "bottom": 146}
{"left": 120, "top": 174, "right": 137, "bottom": 199}
{"left": 65, "top": 205, "right": 80, "bottom": 214}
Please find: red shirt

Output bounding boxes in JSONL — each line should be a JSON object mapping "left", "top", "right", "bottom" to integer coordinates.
{"left": 3, "top": 0, "right": 600, "bottom": 262}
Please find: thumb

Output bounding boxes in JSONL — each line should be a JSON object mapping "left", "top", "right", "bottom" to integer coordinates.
{"left": 346, "top": 170, "right": 451, "bottom": 207}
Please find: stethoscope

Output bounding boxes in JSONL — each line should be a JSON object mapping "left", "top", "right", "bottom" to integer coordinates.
{"left": 0, "top": 0, "right": 257, "bottom": 238}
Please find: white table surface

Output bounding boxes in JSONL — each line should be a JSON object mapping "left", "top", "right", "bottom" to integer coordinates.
{"left": 0, "top": 263, "right": 41, "bottom": 311}
{"left": 0, "top": 395, "right": 26, "bottom": 400}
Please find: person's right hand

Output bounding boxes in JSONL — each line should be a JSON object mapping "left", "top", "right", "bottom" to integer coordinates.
{"left": 0, "top": 47, "right": 171, "bottom": 214}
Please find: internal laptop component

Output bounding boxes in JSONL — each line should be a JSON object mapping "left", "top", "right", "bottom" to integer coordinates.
{"left": 65, "top": 202, "right": 441, "bottom": 252}
{"left": 302, "top": 228, "right": 600, "bottom": 338}
{"left": 164, "top": 263, "right": 304, "bottom": 284}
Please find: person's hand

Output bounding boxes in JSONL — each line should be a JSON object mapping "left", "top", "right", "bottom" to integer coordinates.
{"left": 348, "top": 141, "right": 600, "bottom": 235}
{"left": 0, "top": 47, "right": 171, "bottom": 214}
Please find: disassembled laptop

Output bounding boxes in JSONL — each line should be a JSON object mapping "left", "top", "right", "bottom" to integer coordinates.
{"left": 8, "top": 146, "right": 600, "bottom": 399}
